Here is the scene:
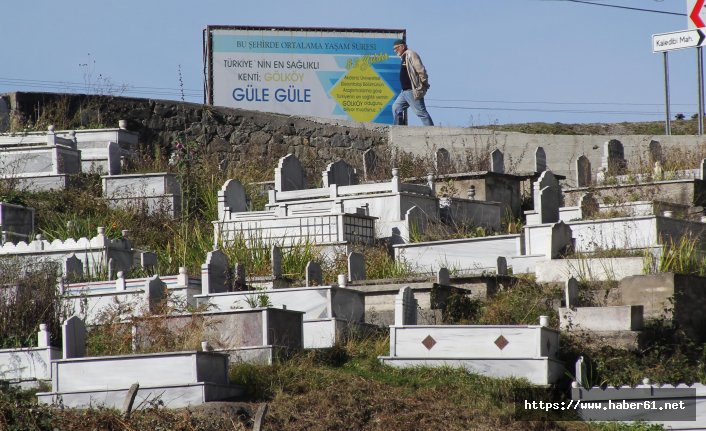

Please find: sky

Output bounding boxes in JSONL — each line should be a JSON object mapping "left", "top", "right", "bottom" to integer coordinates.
{"left": 0, "top": 0, "right": 699, "bottom": 127}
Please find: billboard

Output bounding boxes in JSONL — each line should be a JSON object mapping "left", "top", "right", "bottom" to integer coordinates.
{"left": 203, "top": 26, "right": 405, "bottom": 124}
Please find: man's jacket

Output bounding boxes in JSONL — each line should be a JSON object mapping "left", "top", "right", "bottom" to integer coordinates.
{"left": 403, "top": 49, "right": 430, "bottom": 100}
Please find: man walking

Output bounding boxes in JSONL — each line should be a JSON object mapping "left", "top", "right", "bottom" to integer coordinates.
{"left": 392, "top": 39, "right": 434, "bottom": 126}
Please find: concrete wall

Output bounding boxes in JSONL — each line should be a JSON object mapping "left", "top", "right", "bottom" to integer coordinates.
{"left": 619, "top": 273, "right": 706, "bottom": 341}
{"left": 387, "top": 127, "right": 706, "bottom": 184}
{"left": 4, "top": 92, "right": 706, "bottom": 184}
{"left": 564, "top": 179, "right": 706, "bottom": 207}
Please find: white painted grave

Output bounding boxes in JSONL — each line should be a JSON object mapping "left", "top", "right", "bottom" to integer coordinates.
{"left": 0, "top": 227, "right": 143, "bottom": 277}
{"left": 134, "top": 307, "right": 304, "bottom": 365}
{"left": 58, "top": 123, "right": 138, "bottom": 174}
{"left": 572, "top": 383, "right": 706, "bottom": 428}
{"left": 380, "top": 316, "right": 563, "bottom": 385}
{"left": 0, "top": 126, "right": 81, "bottom": 190}
{"left": 535, "top": 256, "right": 645, "bottom": 283}
{"left": 195, "top": 285, "right": 366, "bottom": 348}
{"left": 215, "top": 154, "right": 502, "bottom": 245}
{"left": 0, "top": 324, "right": 59, "bottom": 386}
{"left": 393, "top": 234, "right": 523, "bottom": 275}
{"left": 559, "top": 305, "right": 644, "bottom": 331}
{"left": 61, "top": 271, "right": 198, "bottom": 324}
{"left": 102, "top": 172, "right": 181, "bottom": 218}
{"left": 37, "top": 350, "right": 243, "bottom": 409}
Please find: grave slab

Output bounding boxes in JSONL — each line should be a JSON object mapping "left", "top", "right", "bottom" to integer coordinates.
{"left": 559, "top": 305, "right": 644, "bottom": 331}
{"left": 379, "top": 323, "right": 563, "bottom": 385}
{"left": 133, "top": 308, "right": 304, "bottom": 365}
{"left": 195, "top": 285, "right": 366, "bottom": 348}
{"left": 37, "top": 351, "right": 243, "bottom": 409}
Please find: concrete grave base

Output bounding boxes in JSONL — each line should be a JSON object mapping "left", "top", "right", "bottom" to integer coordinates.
{"left": 37, "top": 350, "right": 243, "bottom": 409}
{"left": 216, "top": 345, "right": 295, "bottom": 365}
{"left": 563, "top": 330, "right": 640, "bottom": 350}
{"left": 305, "top": 318, "right": 377, "bottom": 349}
{"left": 379, "top": 357, "right": 565, "bottom": 386}
{"left": 535, "top": 257, "right": 645, "bottom": 283}
{"left": 0, "top": 346, "right": 60, "bottom": 386}
{"left": 7, "top": 175, "right": 71, "bottom": 191}
{"left": 572, "top": 383, "right": 706, "bottom": 429}
{"left": 37, "top": 382, "right": 243, "bottom": 409}
{"left": 559, "top": 305, "right": 644, "bottom": 331}
{"left": 195, "top": 286, "right": 367, "bottom": 348}
{"left": 381, "top": 324, "right": 564, "bottom": 385}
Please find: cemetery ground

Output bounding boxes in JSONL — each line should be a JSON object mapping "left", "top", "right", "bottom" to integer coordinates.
{"left": 3, "top": 105, "right": 706, "bottom": 429}
{"left": 0, "top": 273, "right": 676, "bottom": 431}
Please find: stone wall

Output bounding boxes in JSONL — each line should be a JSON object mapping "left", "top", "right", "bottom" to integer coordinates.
{"left": 0, "top": 92, "right": 389, "bottom": 175}
{"left": 5, "top": 91, "right": 706, "bottom": 183}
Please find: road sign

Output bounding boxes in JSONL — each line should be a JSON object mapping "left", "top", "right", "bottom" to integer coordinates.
{"left": 688, "top": 0, "right": 706, "bottom": 29}
{"left": 653, "top": 28, "right": 706, "bottom": 52}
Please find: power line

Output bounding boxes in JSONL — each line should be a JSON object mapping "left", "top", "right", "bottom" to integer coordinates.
{"left": 0, "top": 77, "right": 202, "bottom": 99}
{"left": 427, "top": 104, "right": 664, "bottom": 116}
{"left": 553, "top": 0, "right": 686, "bottom": 16}
{"left": 427, "top": 97, "right": 694, "bottom": 107}
{"left": 0, "top": 76, "right": 686, "bottom": 117}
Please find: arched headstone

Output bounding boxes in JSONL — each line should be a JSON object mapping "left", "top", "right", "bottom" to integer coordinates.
{"left": 648, "top": 140, "right": 663, "bottom": 165}
{"left": 579, "top": 193, "right": 599, "bottom": 219}
{"left": 63, "top": 316, "right": 86, "bottom": 359}
{"left": 535, "top": 147, "right": 547, "bottom": 172}
{"left": 306, "top": 261, "right": 322, "bottom": 287}
{"left": 394, "top": 286, "right": 418, "bottom": 326}
{"left": 323, "top": 159, "right": 359, "bottom": 187}
{"left": 602, "top": 139, "right": 626, "bottom": 176}
{"left": 201, "top": 249, "right": 230, "bottom": 294}
{"left": 435, "top": 148, "right": 452, "bottom": 174}
{"left": 490, "top": 149, "right": 504, "bottom": 174}
{"left": 347, "top": 252, "right": 365, "bottom": 281}
{"left": 219, "top": 179, "right": 248, "bottom": 214}
{"left": 274, "top": 154, "right": 307, "bottom": 192}
{"left": 576, "top": 156, "right": 591, "bottom": 187}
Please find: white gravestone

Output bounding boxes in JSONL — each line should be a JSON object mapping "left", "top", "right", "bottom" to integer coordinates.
{"left": 62, "top": 316, "right": 86, "bottom": 359}
{"left": 394, "top": 286, "right": 418, "bottom": 326}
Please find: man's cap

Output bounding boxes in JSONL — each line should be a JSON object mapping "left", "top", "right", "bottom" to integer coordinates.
{"left": 393, "top": 39, "right": 406, "bottom": 47}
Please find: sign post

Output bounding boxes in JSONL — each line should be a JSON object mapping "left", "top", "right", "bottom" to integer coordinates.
{"left": 652, "top": 24, "right": 706, "bottom": 134}
{"left": 664, "top": 52, "right": 671, "bottom": 135}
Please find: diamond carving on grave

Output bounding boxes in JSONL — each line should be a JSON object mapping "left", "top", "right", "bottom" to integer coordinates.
{"left": 422, "top": 335, "right": 437, "bottom": 350}
{"left": 380, "top": 318, "right": 563, "bottom": 385}
{"left": 494, "top": 335, "right": 509, "bottom": 350}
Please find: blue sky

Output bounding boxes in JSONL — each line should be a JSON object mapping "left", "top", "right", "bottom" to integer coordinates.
{"left": 0, "top": 0, "right": 697, "bottom": 126}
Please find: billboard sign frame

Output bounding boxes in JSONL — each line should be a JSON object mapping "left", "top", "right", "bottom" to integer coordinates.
{"left": 203, "top": 25, "right": 406, "bottom": 124}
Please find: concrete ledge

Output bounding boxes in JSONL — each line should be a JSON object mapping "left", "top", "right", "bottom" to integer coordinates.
{"left": 563, "top": 330, "right": 640, "bottom": 350}
{"left": 216, "top": 345, "right": 295, "bottom": 365}
{"left": 559, "top": 305, "right": 644, "bottom": 331}
{"left": 378, "top": 357, "right": 565, "bottom": 385}
{"left": 304, "top": 318, "right": 377, "bottom": 349}
{"left": 535, "top": 257, "right": 645, "bottom": 283}
{"left": 37, "top": 382, "right": 244, "bottom": 409}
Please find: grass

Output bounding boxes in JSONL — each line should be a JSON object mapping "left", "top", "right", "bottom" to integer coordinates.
{"left": 4, "top": 104, "right": 703, "bottom": 428}
{"left": 227, "top": 331, "right": 630, "bottom": 431}
{"left": 643, "top": 234, "right": 706, "bottom": 277}
{"left": 0, "top": 332, "right": 664, "bottom": 431}
{"left": 479, "top": 119, "right": 698, "bottom": 136}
